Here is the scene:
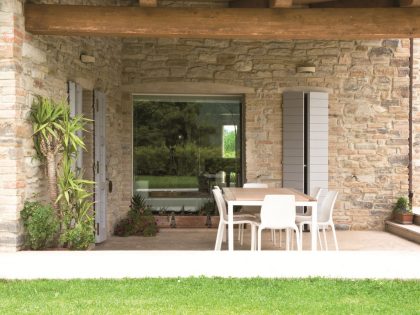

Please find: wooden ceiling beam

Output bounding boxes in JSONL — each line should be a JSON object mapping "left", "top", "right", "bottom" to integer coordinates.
{"left": 270, "top": 0, "right": 293, "bottom": 8}
{"left": 138, "top": 0, "right": 157, "bottom": 7}
{"left": 25, "top": 4, "right": 420, "bottom": 39}
{"left": 310, "top": 0, "right": 398, "bottom": 8}
{"left": 400, "top": 0, "right": 420, "bottom": 6}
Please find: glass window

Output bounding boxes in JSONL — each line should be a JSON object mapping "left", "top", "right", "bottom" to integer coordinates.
{"left": 133, "top": 95, "right": 242, "bottom": 214}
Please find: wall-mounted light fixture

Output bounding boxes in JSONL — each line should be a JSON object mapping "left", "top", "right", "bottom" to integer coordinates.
{"left": 80, "top": 54, "right": 95, "bottom": 64}
{"left": 296, "top": 62, "right": 316, "bottom": 73}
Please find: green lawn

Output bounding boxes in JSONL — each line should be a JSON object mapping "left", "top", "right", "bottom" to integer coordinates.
{"left": 135, "top": 175, "right": 198, "bottom": 189}
{"left": 0, "top": 278, "right": 419, "bottom": 314}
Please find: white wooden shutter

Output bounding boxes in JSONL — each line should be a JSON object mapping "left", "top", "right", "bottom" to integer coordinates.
{"left": 282, "top": 92, "right": 305, "bottom": 191}
{"left": 307, "top": 92, "right": 329, "bottom": 195}
{"left": 68, "top": 81, "right": 84, "bottom": 170}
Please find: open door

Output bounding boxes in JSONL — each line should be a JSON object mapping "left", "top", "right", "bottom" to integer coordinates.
{"left": 94, "top": 90, "right": 107, "bottom": 243}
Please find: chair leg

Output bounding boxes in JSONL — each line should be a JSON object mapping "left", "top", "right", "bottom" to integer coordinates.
{"left": 238, "top": 224, "right": 242, "bottom": 241}
{"left": 322, "top": 226, "right": 328, "bottom": 251}
{"left": 258, "top": 228, "right": 263, "bottom": 251}
{"left": 241, "top": 224, "right": 245, "bottom": 246}
{"left": 279, "top": 229, "right": 283, "bottom": 247}
{"left": 215, "top": 222, "right": 224, "bottom": 250}
{"left": 294, "top": 228, "right": 301, "bottom": 251}
{"left": 271, "top": 229, "right": 275, "bottom": 244}
{"left": 331, "top": 223, "right": 339, "bottom": 251}
{"left": 250, "top": 224, "right": 256, "bottom": 251}
{"left": 298, "top": 223, "right": 303, "bottom": 250}
{"left": 317, "top": 228, "right": 323, "bottom": 251}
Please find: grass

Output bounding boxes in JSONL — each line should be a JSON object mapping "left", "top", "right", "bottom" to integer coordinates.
{"left": 135, "top": 176, "right": 198, "bottom": 189}
{"left": 0, "top": 278, "right": 419, "bottom": 314}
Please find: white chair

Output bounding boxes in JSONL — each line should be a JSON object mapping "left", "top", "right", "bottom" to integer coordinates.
{"left": 276, "top": 187, "right": 323, "bottom": 248}
{"left": 257, "top": 195, "right": 301, "bottom": 251}
{"left": 212, "top": 187, "right": 259, "bottom": 251}
{"left": 296, "top": 190, "right": 339, "bottom": 251}
{"left": 237, "top": 182, "right": 268, "bottom": 245}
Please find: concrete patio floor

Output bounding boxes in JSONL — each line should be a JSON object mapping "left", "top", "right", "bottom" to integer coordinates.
{"left": 95, "top": 228, "right": 420, "bottom": 251}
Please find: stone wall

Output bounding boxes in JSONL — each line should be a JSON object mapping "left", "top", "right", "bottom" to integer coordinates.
{"left": 121, "top": 38, "right": 411, "bottom": 230}
{"left": 0, "top": 0, "right": 130, "bottom": 250}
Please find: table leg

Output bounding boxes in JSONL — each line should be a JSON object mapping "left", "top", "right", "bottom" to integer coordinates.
{"left": 311, "top": 202, "right": 318, "bottom": 251}
{"left": 228, "top": 202, "right": 234, "bottom": 251}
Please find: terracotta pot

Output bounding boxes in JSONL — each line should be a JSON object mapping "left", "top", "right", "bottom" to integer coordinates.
{"left": 393, "top": 212, "right": 414, "bottom": 224}
{"left": 154, "top": 215, "right": 220, "bottom": 228}
{"left": 154, "top": 215, "right": 172, "bottom": 228}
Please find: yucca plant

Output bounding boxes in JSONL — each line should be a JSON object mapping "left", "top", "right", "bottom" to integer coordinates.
{"left": 30, "top": 97, "right": 66, "bottom": 210}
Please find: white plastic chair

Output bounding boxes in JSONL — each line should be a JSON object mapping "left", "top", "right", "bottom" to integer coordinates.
{"left": 237, "top": 182, "right": 268, "bottom": 245}
{"left": 257, "top": 195, "right": 301, "bottom": 251}
{"left": 276, "top": 187, "right": 323, "bottom": 248}
{"left": 296, "top": 190, "right": 339, "bottom": 251}
{"left": 212, "top": 187, "right": 259, "bottom": 251}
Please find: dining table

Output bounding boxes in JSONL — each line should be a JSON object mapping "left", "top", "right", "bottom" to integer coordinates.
{"left": 222, "top": 187, "right": 318, "bottom": 251}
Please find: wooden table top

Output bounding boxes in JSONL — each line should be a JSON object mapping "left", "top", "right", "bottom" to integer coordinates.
{"left": 222, "top": 187, "right": 316, "bottom": 202}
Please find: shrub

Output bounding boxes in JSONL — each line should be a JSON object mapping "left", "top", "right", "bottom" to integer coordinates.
{"left": 60, "top": 220, "right": 95, "bottom": 250}
{"left": 114, "top": 194, "right": 158, "bottom": 237}
{"left": 393, "top": 196, "right": 412, "bottom": 214}
{"left": 20, "top": 201, "right": 59, "bottom": 250}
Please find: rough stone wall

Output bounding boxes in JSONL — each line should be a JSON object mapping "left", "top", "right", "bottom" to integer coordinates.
{"left": 122, "top": 38, "right": 411, "bottom": 230}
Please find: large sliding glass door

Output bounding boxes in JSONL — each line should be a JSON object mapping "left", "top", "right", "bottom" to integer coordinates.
{"left": 133, "top": 95, "right": 243, "bottom": 213}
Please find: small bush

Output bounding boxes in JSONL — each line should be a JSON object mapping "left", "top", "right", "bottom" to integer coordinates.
{"left": 114, "top": 194, "right": 158, "bottom": 237}
{"left": 20, "top": 201, "right": 59, "bottom": 250}
{"left": 60, "top": 221, "right": 95, "bottom": 250}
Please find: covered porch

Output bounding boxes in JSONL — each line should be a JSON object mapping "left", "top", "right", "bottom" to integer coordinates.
{"left": 3, "top": 0, "right": 420, "bottom": 251}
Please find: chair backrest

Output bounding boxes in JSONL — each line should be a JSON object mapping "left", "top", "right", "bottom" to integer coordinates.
{"left": 311, "top": 187, "right": 322, "bottom": 199}
{"left": 317, "top": 190, "right": 338, "bottom": 223}
{"left": 243, "top": 182, "right": 268, "bottom": 188}
{"left": 260, "top": 195, "right": 296, "bottom": 229}
{"left": 212, "top": 188, "right": 227, "bottom": 222}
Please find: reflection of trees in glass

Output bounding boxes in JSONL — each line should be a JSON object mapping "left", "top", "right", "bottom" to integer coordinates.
{"left": 223, "top": 126, "right": 236, "bottom": 158}
{"left": 133, "top": 101, "right": 217, "bottom": 177}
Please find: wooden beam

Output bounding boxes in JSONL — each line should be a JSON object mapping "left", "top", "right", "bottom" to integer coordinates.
{"left": 310, "top": 0, "right": 397, "bottom": 8}
{"left": 25, "top": 4, "right": 420, "bottom": 39}
{"left": 270, "top": 0, "right": 293, "bottom": 8}
{"left": 139, "top": 0, "right": 157, "bottom": 7}
{"left": 400, "top": 0, "right": 420, "bottom": 6}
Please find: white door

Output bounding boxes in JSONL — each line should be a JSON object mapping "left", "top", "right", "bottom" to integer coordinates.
{"left": 94, "top": 90, "right": 107, "bottom": 243}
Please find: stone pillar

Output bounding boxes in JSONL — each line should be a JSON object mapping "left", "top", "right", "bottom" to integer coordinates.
{"left": 0, "top": 0, "right": 25, "bottom": 251}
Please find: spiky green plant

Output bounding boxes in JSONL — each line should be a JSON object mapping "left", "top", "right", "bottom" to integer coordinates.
{"left": 30, "top": 97, "right": 66, "bottom": 210}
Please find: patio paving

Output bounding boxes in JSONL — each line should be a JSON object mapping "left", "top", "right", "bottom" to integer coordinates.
{"left": 95, "top": 228, "right": 420, "bottom": 251}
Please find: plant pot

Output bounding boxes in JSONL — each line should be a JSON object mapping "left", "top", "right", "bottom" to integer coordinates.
{"left": 393, "top": 212, "right": 414, "bottom": 224}
{"left": 154, "top": 215, "right": 172, "bottom": 228}
{"left": 154, "top": 215, "right": 220, "bottom": 228}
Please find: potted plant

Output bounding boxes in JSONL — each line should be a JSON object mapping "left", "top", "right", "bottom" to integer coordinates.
{"left": 393, "top": 197, "right": 414, "bottom": 224}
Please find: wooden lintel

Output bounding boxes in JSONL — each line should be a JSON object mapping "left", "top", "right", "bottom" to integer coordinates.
{"left": 400, "top": 0, "right": 420, "bottom": 6}
{"left": 25, "top": 4, "right": 420, "bottom": 40}
{"left": 139, "top": 0, "right": 158, "bottom": 7}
